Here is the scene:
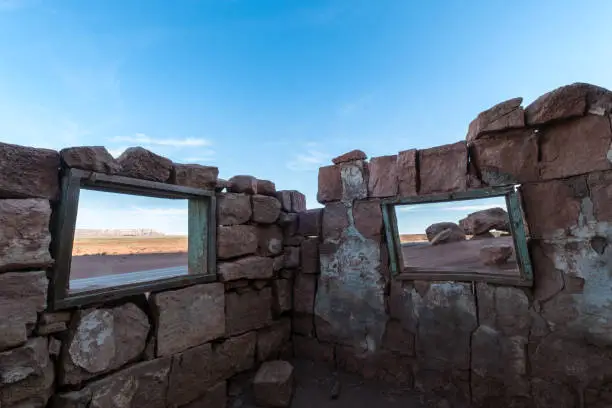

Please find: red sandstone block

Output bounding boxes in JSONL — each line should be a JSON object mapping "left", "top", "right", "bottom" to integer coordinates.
{"left": 419, "top": 142, "right": 468, "bottom": 194}
{"left": 521, "top": 177, "right": 587, "bottom": 239}
{"left": 588, "top": 170, "right": 612, "bottom": 222}
{"left": 317, "top": 165, "right": 342, "bottom": 203}
{"left": 539, "top": 115, "right": 612, "bottom": 180}
{"left": 352, "top": 200, "right": 383, "bottom": 239}
{"left": 470, "top": 129, "right": 539, "bottom": 185}
{"left": 397, "top": 149, "right": 418, "bottom": 196}
{"left": 368, "top": 155, "right": 398, "bottom": 198}
{"left": 300, "top": 238, "right": 319, "bottom": 275}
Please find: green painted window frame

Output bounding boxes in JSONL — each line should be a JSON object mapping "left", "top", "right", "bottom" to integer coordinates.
{"left": 381, "top": 185, "right": 533, "bottom": 287}
{"left": 49, "top": 168, "right": 217, "bottom": 310}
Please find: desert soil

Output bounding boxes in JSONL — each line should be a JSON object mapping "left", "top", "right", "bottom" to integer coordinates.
{"left": 72, "top": 236, "right": 188, "bottom": 256}
{"left": 70, "top": 252, "right": 188, "bottom": 279}
{"left": 70, "top": 236, "right": 188, "bottom": 279}
{"left": 401, "top": 235, "right": 518, "bottom": 274}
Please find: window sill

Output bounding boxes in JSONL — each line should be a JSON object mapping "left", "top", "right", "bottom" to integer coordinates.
{"left": 396, "top": 268, "right": 533, "bottom": 287}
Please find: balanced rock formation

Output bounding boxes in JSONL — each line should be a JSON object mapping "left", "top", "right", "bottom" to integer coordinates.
{"left": 425, "top": 222, "right": 466, "bottom": 242}
{"left": 459, "top": 207, "right": 510, "bottom": 236}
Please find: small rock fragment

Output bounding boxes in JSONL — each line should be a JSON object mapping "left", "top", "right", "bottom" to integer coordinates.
{"left": 253, "top": 360, "right": 294, "bottom": 407}
{"left": 480, "top": 245, "right": 513, "bottom": 265}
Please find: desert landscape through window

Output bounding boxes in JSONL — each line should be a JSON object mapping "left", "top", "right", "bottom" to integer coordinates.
{"left": 69, "top": 189, "right": 189, "bottom": 293}
{"left": 394, "top": 196, "right": 521, "bottom": 277}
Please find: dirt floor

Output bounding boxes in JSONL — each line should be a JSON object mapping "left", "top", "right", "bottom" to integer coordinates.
{"left": 70, "top": 252, "right": 187, "bottom": 279}
{"left": 229, "top": 359, "right": 466, "bottom": 408}
{"left": 72, "top": 236, "right": 188, "bottom": 256}
{"left": 401, "top": 235, "right": 519, "bottom": 275}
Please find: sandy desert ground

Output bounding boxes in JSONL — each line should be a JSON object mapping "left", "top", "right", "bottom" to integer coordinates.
{"left": 71, "top": 236, "right": 188, "bottom": 280}
{"left": 401, "top": 235, "right": 519, "bottom": 275}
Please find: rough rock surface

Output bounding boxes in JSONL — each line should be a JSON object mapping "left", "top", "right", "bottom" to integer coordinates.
{"left": 284, "top": 246, "right": 300, "bottom": 269}
{"left": 217, "top": 193, "right": 252, "bottom": 225}
{"left": 430, "top": 228, "right": 466, "bottom": 245}
{"left": 168, "top": 333, "right": 255, "bottom": 407}
{"left": 273, "top": 279, "right": 292, "bottom": 314}
{"left": 0, "top": 142, "right": 60, "bottom": 199}
{"left": 257, "top": 179, "right": 277, "bottom": 196}
{"left": 480, "top": 245, "right": 513, "bottom": 265}
{"left": 117, "top": 147, "right": 173, "bottom": 182}
{"left": 172, "top": 163, "right": 219, "bottom": 189}
{"left": 60, "top": 146, "right": 120, "bottom": 174}
{"left": 368, "top": 155, "right": 398, "bottom": 198}
{"left": 332, "top": 149, "right": 367, "bottom": 164}
{"left": 217, "top": 225, "right": 258, "bottom": 259}
{"left": 151, "top": 283, "right": 225, "bottom": 356}
{"left": 0, "top": 337, "right": 54, "bottom": 407}
{"left": 253, "top": 360, "right": 295, "bottom": 408}
{"left": 0, "top": 271, "right": 48, "bottom": 351}
{"left": 419, "top": 142, "right": 468, "bottom": 194}
{"left": 290, "top": 190, "right": 307, "bottom": 212}
{"left": 294, "top": 274, "right": 317, "bottom": 314}
{"left": 182, "top": 381, "right": 227, "bottom": 408}
{"left": 0, "top": 199, "right": 53, "bottom": 271}
{"left": 252, "top": 195, "right": 282, "bottom": 224}
{"left": 54, "top": 357, "right": 171, "bottom": 408}
{"left": 416, "top": 282, "right": 478, "bottom": 371}
{"left": 257, "top": 318, "right": 291, "bottom": 362}
{"left": 459, "top": 207, "right": 510, "bottom": 235}
{"left": 352, "top": 200, "right": 383, "bottom": 240}
{"left": 257, "top": 225, "right": 284, "bottom": 257}
{"left": 317, "top": 165, "right": 342, "bottom": 203}
{"left": 219, "top": 256, "right": 274, "bottom": 281}
{"left": 298, "top": 209, "right": 322, "bottom": 237}
{"left": 60, "top": 303, "right": 150, "bottom": 385}
{"left": 466, "top": 97, "right": 525, "bottom": 142}
{"left": 228, "top": 175, "right": 257, "bottom": 194}
{"left": 301, "top": 238, "right": 319, "bottom": 274}
{"left": 539, "top": 115, "right": 612, "bottom": 180}
{"left": 425, "top": 222, "right": 465, "bottom": 242}
{"left": 226, "top": 288, "right": 273, "bottom": 336}
{"left": 322, "top": 202, "right": 349, "bottom": 241}
{"left": 340, "top": 161, "right": 368, "bottom": 203}
{"left": 397, "top": 149, "right": 418, "bottom": 196}
{"left": 525, "top": 82, "right": 612, "bottom": 125}
{"left": 471, "top": 128, "right": 540, "bottom": 185}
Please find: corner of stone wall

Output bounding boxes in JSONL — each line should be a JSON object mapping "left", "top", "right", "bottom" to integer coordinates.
{"left": 309, "top": 83, "right": 612, "bottom": 407}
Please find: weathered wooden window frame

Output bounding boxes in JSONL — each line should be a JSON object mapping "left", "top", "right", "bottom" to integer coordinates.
{"left": 49, "top": 168, "right": 217, "bottom": 310}
{"left": 381, "top": 185, "right": 533, "bottom": 287}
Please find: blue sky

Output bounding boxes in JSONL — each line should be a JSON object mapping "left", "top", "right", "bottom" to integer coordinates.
{"left": 1, "top": 0, "right": 611, "bottom": 234}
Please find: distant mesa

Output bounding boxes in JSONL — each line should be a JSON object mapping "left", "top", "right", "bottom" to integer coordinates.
{"left": 74, "top": 229, "right": 166, "bottom": 238}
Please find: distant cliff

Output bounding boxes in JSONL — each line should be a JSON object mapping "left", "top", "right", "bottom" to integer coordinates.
{"left": 74, "top": 229, "right": 166, "bottom": 238}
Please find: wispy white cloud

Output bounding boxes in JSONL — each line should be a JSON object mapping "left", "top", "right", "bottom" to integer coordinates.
{"left": 111, "top": 133, "right": 211, "bottom": 147}
{"left": 287, "top": 149, "right": 331, "bottom": 171}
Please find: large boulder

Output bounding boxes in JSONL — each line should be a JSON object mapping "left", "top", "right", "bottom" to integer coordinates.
{"left": 430, "top": 228, "right": 466, "bottom": 246}
{"left": 459, "top": 207, "right": 510, "bottom": 235}
{"left": 425, "top": 222, "right": 465, "bottom": 242}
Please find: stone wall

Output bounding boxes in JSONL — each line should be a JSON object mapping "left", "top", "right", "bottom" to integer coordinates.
{"left": 0, "top": 145, "right": 307, "bottom": 408}
{"left": 303, "top": 83, "right": 612, "bottom": 407}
